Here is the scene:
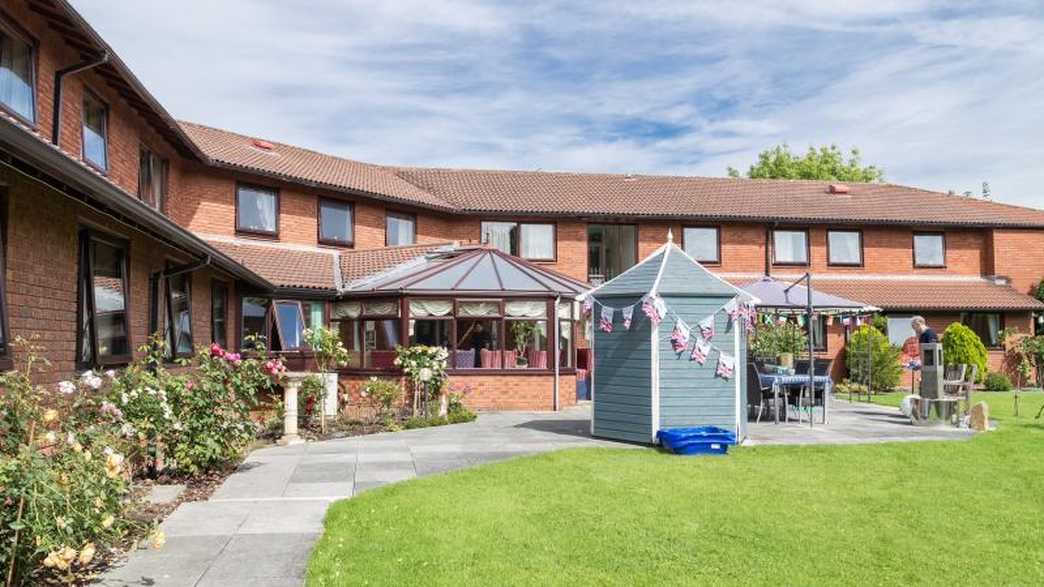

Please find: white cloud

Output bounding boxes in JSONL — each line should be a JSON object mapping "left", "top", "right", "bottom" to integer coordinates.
{"left": 70, "top": 0, "right": 1044, "bottom": 207}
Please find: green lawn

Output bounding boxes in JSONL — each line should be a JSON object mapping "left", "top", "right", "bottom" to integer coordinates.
{"left": 307, "top": 392, "right": 1044, "bottom": 586}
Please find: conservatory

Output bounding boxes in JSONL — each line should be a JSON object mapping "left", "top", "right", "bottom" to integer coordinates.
{"left": 331, "top": 247, "right": 588, "bottom": 411}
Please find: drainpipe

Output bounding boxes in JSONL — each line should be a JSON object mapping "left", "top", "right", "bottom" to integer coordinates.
{"left": 51, "top": 51, "right": 110, "bottom": 145}
{"left": 553, "top": 294, "right": 561, "bottom": 411}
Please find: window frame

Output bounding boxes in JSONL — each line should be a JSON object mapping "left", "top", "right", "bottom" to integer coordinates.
{"left": 960, "top": 312, "right": 1004, "bottom": 349}
{"left": 0, "top": 11, "right": 37, "bottom": 127}
{"left": 164, "top": 268, "right": 194, "bottom": 358}
{"left": 211, "top": 279, "right": 228, "bottom": 348}
{"left": 681, "top": 225, "right": 721, "bottom": 265}
{"left": 479, "top": 220, "right": 557, "bottom": 261}
{"left": 317, "top": 197, "right": 355, "bottom": 246}
{"left": 826, "top": 229, "right": 863, "bottom": 267}
{"left": 137, "top": 144, "right": 169, "bottom": 211}
{"left": 76, "top": 228, "right": 132, "bottom": 368}
{"left": 385, "top": 210, "right": 417, "bottom": 246}
{"left": 235, "top": 182, "right": 280, "bottom": 237}
{"left": 771, "top": 228, "right": 810, "bottom": 266}
{"left": 587, "top": 223, "right": 639, "bottom": 283}
{"left": 913, "top": 232, "right": 946, "bottom": 268}
{"left": 80, "top": 88, "right": 109, "bottom": 173}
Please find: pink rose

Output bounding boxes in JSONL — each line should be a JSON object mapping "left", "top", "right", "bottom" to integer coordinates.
{"left": 210, "top": 343, "right": 224, "bottom": 357}
{"left": 186, "top": 381, "right": 195, "bottom": 392}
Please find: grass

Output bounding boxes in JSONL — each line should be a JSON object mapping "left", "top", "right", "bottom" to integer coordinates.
{"left": 307, "top": 392, "right": 1044, "bottom": 586}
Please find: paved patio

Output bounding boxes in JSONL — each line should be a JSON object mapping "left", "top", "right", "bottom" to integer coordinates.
{"left": 98, "top": 407, "right": 630, "bottom": 587}
{"left": 746, "top": 398, "right": 975, "bottom": 445}
{"left": 99, "top": 400, "right": 972, "bottom": 586}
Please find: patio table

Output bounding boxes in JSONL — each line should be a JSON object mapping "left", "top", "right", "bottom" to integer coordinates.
{"left": 759, "top": 374, "right": 832, "bottom": 425}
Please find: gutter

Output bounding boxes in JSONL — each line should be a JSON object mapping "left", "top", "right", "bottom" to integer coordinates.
{"left": 52, "top": 51, "right": 110, "bottom": 145}
{"left": 0, "top": 118, "right": 272, "bottom": 290}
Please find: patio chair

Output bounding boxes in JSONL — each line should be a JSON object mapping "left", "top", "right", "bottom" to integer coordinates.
{"left": 943, "top": 364, "right": 968, "bottom": 396}
{"left": 957, "top": 364, "right": 978, "bottom": 415}
{"left": 746, "top": 363, "right": 779, "bottom": 423}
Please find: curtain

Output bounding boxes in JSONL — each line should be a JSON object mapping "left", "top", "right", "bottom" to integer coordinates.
{"left": 520, "top": 224, "right": 554, "bottom": 259}
{"left": 254, "top": 191, "right": 276, "bottom": 231}
{"left": 557, "top": 301, "right": 573, "bottom": 319}
{"left": 506, "top": 300, "right": 547, "bottom": 317}
{"left": 331, "top": 301, "right": 361, "bottom": 319}
{"left": 363, "top": 300, "right": 399, "bottom": 316}
{"left": 986, "top": 314, "right": 1000, "bottom": 347}
{"left": 774, "top": 231, "right": 807, "bottom": 263}
{"left": 0, "top": 33, "right": 33, "bottom": 121}
{"left": 458, "top": 301, "right": 500, "bottom": 317}
{"left": 481, "top": 222, "right": 516, "bottom": 255}
{"left": 829, "top": 231, "right": 860, "bottom": 264}
{"left": 309, "top": 303, "right": 324, "bottom": 327}
{"left": 409, "top": 299, "right": 453, "bottom": 317}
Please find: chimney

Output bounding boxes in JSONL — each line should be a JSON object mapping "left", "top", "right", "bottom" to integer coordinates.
{"left": 828, "top": 183, "right": 850, "bottom": 194}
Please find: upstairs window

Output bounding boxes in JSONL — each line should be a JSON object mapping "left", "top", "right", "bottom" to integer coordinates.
{"left": 0, "top": 22, "right": 35, "bottom": 123}
{"left": 682, "top": 226, "right": 720, "bottom": 264}
{"left": 319, "top": 198, "right": 354, "bottom": 245}
{"left": 587, "top": 224, "right": 637, "bottom": 284}
{"left": 480, "top": 221, "right": 555, "bottom": 260}
{"left": 82, "top": 91, "right": 108, "bottom": 171}
{"left": 236, "top": 184, "right": 278, "bottom": 236}
{"left": 138, "top": 146, "right": 168, "bottom": 210}
{"left": 772, "top": 229, "right": 808, "bottom": 265}
{"left": 827, "top": 230, "right": 862, "bottom": 266}
{"left": 165, "top": 272, "right": 193, "bottom": 356}
{"left": 386, "top": 210, "right": 416, "bottom": 246}
{"left": 913, "top": 233, "right": 945, "bottom": 267}
{"left": 77, "top": 230, "right": 130, "bottom": 366}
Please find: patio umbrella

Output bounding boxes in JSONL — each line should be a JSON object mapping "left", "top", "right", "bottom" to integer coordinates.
{"left": 740, "top": 276, "right": 881, "bottom": 426}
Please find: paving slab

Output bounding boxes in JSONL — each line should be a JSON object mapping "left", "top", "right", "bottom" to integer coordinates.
{"left": 146, "top": 484, "right": 186, "bottom": 505}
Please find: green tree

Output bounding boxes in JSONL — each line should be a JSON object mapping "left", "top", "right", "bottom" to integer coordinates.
{"left": 942, "top": 322, "right": 987, "bottom": 383}
{"left": 845, "top": 325, "right": 902, "bottom": 392}
{"left": 727, "top": 144, "right": 884, "bottom": 182}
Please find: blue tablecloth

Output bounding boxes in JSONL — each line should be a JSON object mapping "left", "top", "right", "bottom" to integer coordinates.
{"left": 758, "top": 374, "right": 833, "bottom": 424}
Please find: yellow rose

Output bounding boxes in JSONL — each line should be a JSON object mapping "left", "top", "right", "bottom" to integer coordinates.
{"left": 101, "top": 514, "right": 115, "bottom": 529}
{"left": 43, "top": 408, "right": 58, "bottom": 423}
{"left": 43, "top": 431, "right": 57, "bottom": 444}
{"left": 148, "top": 529, "right": 166, "bottom": 550}
{"left": 78, "top": 542, "right": 96, "bottom": 565}
{"left": 105, "top": 452, "right": 124, "bottom": 478}
{"left": 83, "top": 450, "right": 92, "bottom": 462}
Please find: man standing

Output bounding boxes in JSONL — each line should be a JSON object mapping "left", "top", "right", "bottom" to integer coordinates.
{"left": 911, "top": 316, "right": 938, "bottom": 344}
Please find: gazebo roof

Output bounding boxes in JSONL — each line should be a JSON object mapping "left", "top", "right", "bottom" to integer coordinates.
{"left": 740, "top": 276, "right": 880, "bottom": 314}
{"left": 343, "top": 246, "right": 588, "bottom": 297}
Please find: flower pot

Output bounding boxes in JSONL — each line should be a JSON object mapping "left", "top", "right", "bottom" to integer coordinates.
{"left": 516, "top": 356, "right": 529, "bottom": 368}
{"left": 777, "top": 353, "right": 794, "bottom": 369}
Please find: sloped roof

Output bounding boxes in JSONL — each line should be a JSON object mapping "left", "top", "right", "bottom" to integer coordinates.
{"left": 395, "top": 167, "right": 1044, "bottom": 227}
{"left": 180, "top": 122, "right": 456, "bottom": 211}
{"left": 203, "top": 238, "right": 337, "bottom": 291}
{"left": 339, "top": 242, "right": 455, "bottom": 285}
{"left": 346, "top": 247, "right": 588, "bottom": 296}
{"left": 813, "top": 278, "right": 1044, "bottom": 311}
{"left": 591, "top": 243, "right": 743, "bottom": 298}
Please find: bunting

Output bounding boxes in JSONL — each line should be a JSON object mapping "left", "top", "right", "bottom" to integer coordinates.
{"left": 698, "top": 315, "right": 715, "bottom": 341}
{"left": 642, "top": 294, "right": 666, "bottom": 326}
{"left": 599, "top": 305, "right": 614, "bottom": 333}
{"left": 716, "top": 351, "right": 735, "bottom": 379}
{"left": 670, "top": 321, "right": 690, "bottom": 353}
{"left": 690, "top": 339, "right": 711, "bottom": 364}
{"left": 622, "top": 305, "right": 634, "bottom": 330}
{"left": 582, "top": 297, "right": 594, "bottom": 318}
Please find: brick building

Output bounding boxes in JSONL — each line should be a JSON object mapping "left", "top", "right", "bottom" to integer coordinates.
{"left": 2, "top": 0, "right": 1043, "bottom": 408}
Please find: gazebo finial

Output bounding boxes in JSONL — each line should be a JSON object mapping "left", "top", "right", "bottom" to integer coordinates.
{"left": 667, "top": 228, "right": 674, "bottom": 243}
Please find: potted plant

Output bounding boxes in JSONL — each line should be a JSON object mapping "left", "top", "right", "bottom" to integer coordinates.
{"left": 303, "top": 326, "right": 351, "bottom": 433}
{"left": 510, "top": 321, "right": 540, "bottom": 368}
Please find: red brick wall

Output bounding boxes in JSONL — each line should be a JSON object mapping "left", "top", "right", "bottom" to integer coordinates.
{"left": 2, "top": 166, "right": 230, "bottom": 384}
{"left": 989, "top": 228, "right": 1044, "bottom": 295}
{"left": 3, "top": 0, "right": 188, "bottom": 204}
{"left": 337, "top": 371, "right": 577, "bottom": 415}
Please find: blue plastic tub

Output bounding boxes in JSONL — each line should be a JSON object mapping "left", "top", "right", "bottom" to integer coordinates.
{"left": 657, "top": 426, "right": 737, "bottom": 455}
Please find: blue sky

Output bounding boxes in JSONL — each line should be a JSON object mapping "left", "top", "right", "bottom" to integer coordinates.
{"left": 72, "top": 0, "right": 1044, "bottom": 207}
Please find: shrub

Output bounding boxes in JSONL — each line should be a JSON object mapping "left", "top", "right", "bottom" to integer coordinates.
{"left": 750, "top": 321, "right": 808, "bottom": 359}
{"left": 845, "top": 325, "right": 902, "bottom": 392}
{"left": 395, "top": 345, "right": 449, "bottom": 415}
{"left": 942, "top": 322, "right": 988, "bottom": 383}
{"left": 0, "top": 338, "right": 138, "bottom": 585}
{"left": 360, "top": 377, "right": 403, "bottom": 424}
{"left": 298, "top": 374, "right": 326, "bottom": 427}
{"left": 984, "top": 372, "right": 1013, "bottom": 391}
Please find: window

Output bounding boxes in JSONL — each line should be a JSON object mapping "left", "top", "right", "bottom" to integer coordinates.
{"left": 272, "top": 301, "right": 305, "bottom": 351}
{"left": 362, "top": 319, "right": 401, "bottom": 368}
{"left": 809, "top": 315, "right": 827, "bottom": 351}
{"left": 138, "top": 146, "right": 168, "bottom": 210}
{"left": 961, "top": 312, "right": 1002, "bottom": 348}
{"left": 386, "top": 211, "right": 416, "bottom": 245}
{"left": 77, "top": 230, "right": 130, "bottom": 366}
{"left": 319, "top": 198, "right": 353, "bottom": 245}
{"left": 301, "top": 300, "right": 325, "bottom": 329}
{"left": 166, "top": 272, "right": 193, "bottom": 356}
{"left": 558, "top": 302, "right": 574, "bottom": 369}
{"left": 480, "top": 221, "right": 555, "bottom": 260}
{"left": 82, "top": 91, "right": 108, "bottom": 170}
{"left": 241, "top": 296, "right": 270, "bottom": 349}
{"left": 587, "top": 224, "right": 637, "bottom": 283}
{"left": 913, "top": 233, "right": 945, "bottom": 267}
{"left": 682, "top": 226, "right": 720, "bottom": 264}
{"left": 408, "top": 299, "right": 452, "bottom": 347}
{"left": 886, "top": 315, "right": 916, "bottom": 347}
{"left": 827, "top": 230, "right": 862, "bottom": 266}
{"left": 211, "top": 281, "right": 228, "bottom": 347}
{"left": 236, "top": 184, "right": 278, "bottom": 235}
{"left": 772, "top": 229, "right": 808, "bottom": 265}
{"left": 0, "top": 22, "right": 35, "bottom": 123}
